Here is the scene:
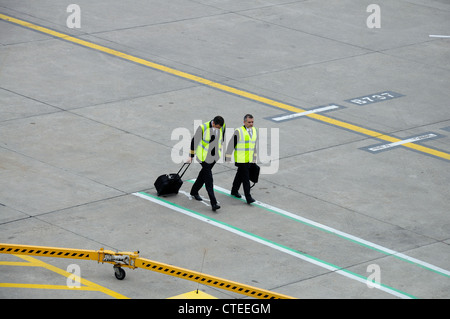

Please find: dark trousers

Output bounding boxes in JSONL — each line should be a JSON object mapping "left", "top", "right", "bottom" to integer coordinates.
{"left": 232, "top": 163, "right": 252, "bottom": 198}
{"left": 190, "top": 161, "right": 217, "bottom": 205}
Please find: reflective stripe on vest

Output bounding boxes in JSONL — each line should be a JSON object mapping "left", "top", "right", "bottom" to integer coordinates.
{"left": 234, "top": 126, "right": 257, "bottom": 163}
{"left": 196, "top": 122, "right": 223, "bottom": 161}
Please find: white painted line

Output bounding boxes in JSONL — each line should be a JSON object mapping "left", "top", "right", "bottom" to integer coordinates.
{"left": 272, "top": 104, "right": 340, "bottom": 122}
{"left": 133, "top": 191, "right": 416, "bottom": 299}
{"left": 368, "top": 133, "right": 437, "bottom": 152}
{"left": 429, "top": 35, "right": 450, "bottom": 38}
{"left": 179, "top": 190, "right": 212, "bottom": 207}
{"left": 210, "top": 183, "right": 450, "bottom": 278}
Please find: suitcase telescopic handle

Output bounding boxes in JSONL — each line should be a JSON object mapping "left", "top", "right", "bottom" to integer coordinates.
{"left": 177, "top": 162, "right": 191, "bottom": 178}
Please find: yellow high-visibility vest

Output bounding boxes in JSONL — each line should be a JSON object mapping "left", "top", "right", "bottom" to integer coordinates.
{"left": 234, "top": 126, "right": 257, "bottom": 163}
{"left": 196, "top": 121, "right": 224, "bottom": 162}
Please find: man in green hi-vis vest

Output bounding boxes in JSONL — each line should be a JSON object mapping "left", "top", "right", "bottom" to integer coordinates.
{"left": 225, "top": 114, "right": 257, "bottom": 204}
{"left": 187, "top": 116, "right": 225, "bottom": 212}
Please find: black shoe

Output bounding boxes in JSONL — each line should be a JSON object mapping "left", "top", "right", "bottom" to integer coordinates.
{"left": 246, "top": 197, "right": 255, "bottom": 204}
{"left": 191, "top": 193, "right": 202, "bottom": 201}
{"left": 212, "top": 204, "right": 221, "bottom": 212}
{"left": 231, "top": 191, "right": 242, "bottom": 198}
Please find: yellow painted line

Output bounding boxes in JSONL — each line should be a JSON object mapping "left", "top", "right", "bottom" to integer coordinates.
{"left": 0, "top": 283, "right": 98, "bottom": 291}
{"left": 168, "top": 290, "right": 217, "bottom": 299}
{"left": 0, "top": 261, "right": 39, "bottom": 266}
{"left": 11, "top": 255, "right": 129, "bottom": 299}
{"left": 1, "top": 13, "right": 449, "bottom": 161}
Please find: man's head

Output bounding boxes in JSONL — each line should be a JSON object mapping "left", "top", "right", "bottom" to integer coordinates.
{"left": 243, "top": 114, "right": 254, "bottom": 128}
{"left": 212, "top": 115, "right": 224, "bottom": 129}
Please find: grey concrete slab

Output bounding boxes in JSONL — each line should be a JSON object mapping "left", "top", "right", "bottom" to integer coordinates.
{"left": 71, "top": 85, "right": 267, "bottom": 142}
{"left": 0, "top": 0, "right": 449, "bottom": 301}
{"left": 346, "top": 248, "right": 450, "bottom": 299}
{"left": 242, "top": 0, "right": 450, "bottom": 51}
{"left": 385, "top": 40, "right": 450, "bottom": 72}
{"left": 0, "top": 204, "right": 28, "bottom": 225}
{"left": 0, "top": 111, "right": 173, "bottom": 194}
{"left": 270, "top": 140, "right": 450, "bottom": 242}
{"left": 95, "top": 11, "right": 370, "bottom": 80}
{"left": 0, "top": 38, "right": 195, "bottom": 110}
{"left": 0, "top": 20, "right": 50, "bottom": 45}
{"left": 1, "top": 0, "right": 226, "bottom": 34}
{"left": 0, "top": 87, "right": 59, "bottom": 123}
{"left": 0, "top": 147, "right": 123, "bottom": 216}
{"left": 281, "top": 276, "right": 398, "bottom": 299}
{"left": 238, "top": 52, "right": 450, "bottom": 131}
{"left": 192, "top": 0, "right": 307, "bottom": 12}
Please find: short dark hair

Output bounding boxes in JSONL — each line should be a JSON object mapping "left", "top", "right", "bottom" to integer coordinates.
{"left": 244, "top": 114, "right": 253, "bottom": 121}
{"left": 213, "top": 115, "right": 224, "bottom": 127}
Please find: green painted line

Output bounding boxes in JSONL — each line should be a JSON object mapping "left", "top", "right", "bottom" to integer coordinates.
{"left": 190, "top": 180, "right": 450, "bottom": 279}
{"left": 133, "top": 191, "right": 417, "bottom": 299}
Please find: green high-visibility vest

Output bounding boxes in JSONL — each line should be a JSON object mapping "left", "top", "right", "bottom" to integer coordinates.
{"left": 196, "top": 121, "right": 224, "bottom": 162}
{"left": 234, "top": 126, "right": 257, "bottom": 163}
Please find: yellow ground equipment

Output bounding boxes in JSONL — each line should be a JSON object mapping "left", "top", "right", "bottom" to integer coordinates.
{"left": 0, "top": 243, "right": 294, "bottom": 299}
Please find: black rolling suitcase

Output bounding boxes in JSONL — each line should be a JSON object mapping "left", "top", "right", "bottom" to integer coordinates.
{"left": 154, "top": 163, "right": 190, "bottom": 196}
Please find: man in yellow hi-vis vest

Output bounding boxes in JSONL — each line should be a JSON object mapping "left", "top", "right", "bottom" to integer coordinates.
{"left": 187, "top": 116, "right": 225, "bottom": 211}
{"left": 225, "top": 114, "right": 257, "bottom": 204}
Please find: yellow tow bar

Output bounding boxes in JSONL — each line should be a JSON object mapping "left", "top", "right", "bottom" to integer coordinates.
{"left": 0, "top": 243, "right": 294, "bottom": 299}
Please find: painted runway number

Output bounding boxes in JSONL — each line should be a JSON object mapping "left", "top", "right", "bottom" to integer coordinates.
{"left": 345, "top": 91, "right": 404, "bottom": 105}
